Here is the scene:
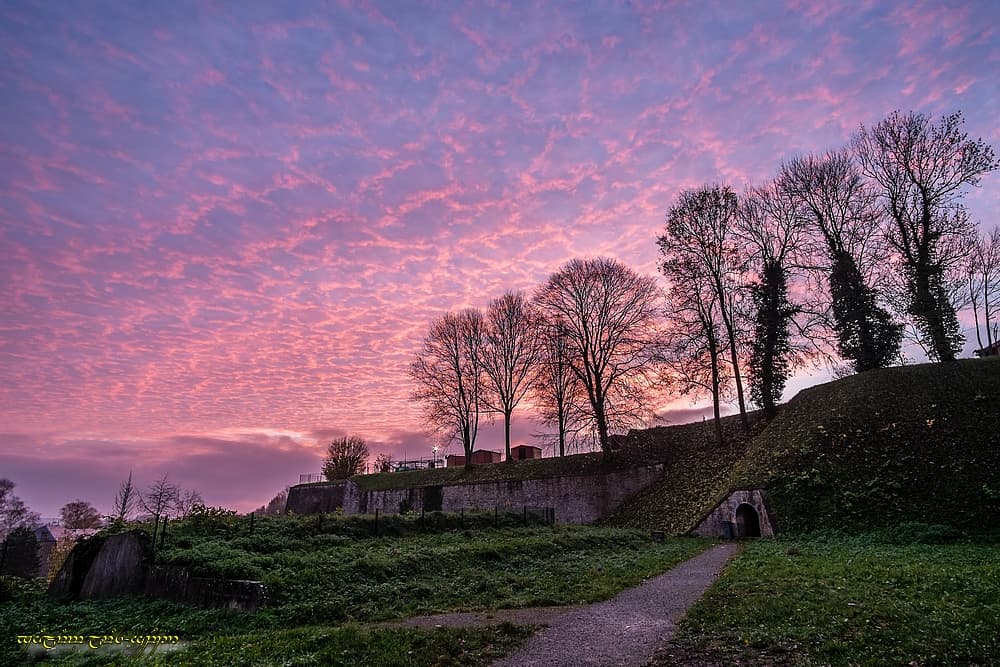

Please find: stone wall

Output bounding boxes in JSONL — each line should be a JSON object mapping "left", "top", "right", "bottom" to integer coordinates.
{"left": 145, "top": 565, "right": 266, "bottom": 613}
{"left": 79, "top": 533, "right": 149, "bottom": 599}
{"left": 285, "top": 481, "right": 348, "bottom": 515}
{"left": 48, "top": 530, "right": 266, "bottom": 613}
{"left": 691, "top": 488, "right": 777, "bottom": 537}
{"left": 287, "top": 464, "right": 665, "bottom": 524}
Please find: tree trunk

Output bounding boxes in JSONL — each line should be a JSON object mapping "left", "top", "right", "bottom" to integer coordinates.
{"left": 912, "top": 268, "right": 957, "bottom": 362}
{"left": 558, "top": 412, "right": 566, "bottom": 457}
{"left": 970, "top": 273, "right": 984, "bottom": 350}
{"left": 709, "top": 338, "right": 724, "bottom": 449}
{"left": 726, "top": 329, "right": 749, "bottom": 431}
{"left": 718, "top": 291, "right": 749, "bottom": 431}
{"left": 504, "top": 410, "right": 512, "bottom": 462}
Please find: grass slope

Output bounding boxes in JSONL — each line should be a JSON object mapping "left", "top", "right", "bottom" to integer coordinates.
{"left": 601, "top": 415, "right": 762, "bottom": 534}
{"left": 729, "top": 358, "right": 1000, "bottom": 534}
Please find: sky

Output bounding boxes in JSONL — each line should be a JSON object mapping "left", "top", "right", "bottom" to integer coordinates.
{"left": 1, "top": 0, "right": 998, "bottom": 517}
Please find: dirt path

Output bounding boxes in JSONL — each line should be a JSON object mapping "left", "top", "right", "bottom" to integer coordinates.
{"left": 491, "top": 542, "right": 740, "bottom": 667}
{"left": 380, "top": 542, "right": 739, "bottom": 666}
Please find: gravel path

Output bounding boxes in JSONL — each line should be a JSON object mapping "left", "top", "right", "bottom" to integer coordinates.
{"left": 490, "top": 542, "right": 740, "bottom": 667}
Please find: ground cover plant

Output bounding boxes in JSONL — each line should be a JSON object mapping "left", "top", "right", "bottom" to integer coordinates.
{"left": 729, "top": 358, "right": 1000, "bottom": 535}
{"left": 653, "top": 534, "right": 1000, "bottom": 666}
{"left": 0, "top": 516, "right": 707, "bottom": 665}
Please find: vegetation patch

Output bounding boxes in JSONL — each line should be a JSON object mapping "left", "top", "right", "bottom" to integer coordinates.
{"left": 1, "top": 520, "right": 707, "bottom": 665}
{"left": 729, "top": 359, "right": 1000, "bottom": 535}
{"left": 653, "top": 536, "right": 1000, "bottom": 666}
{"left": 29, "top": 623, "right": 534, "bottom": 667}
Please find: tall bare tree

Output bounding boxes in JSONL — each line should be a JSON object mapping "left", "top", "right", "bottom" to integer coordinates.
{"left": 410, "top": 309, "right": 487, "bottom": 469}
{"left": 111, "top": 471, "right": 137, "bottom": 523}
{"left": 480, "top": 291, "right": 539, "bottom": 462}
{"left": 175, "top": 489, "right": 204, "bottom": 518}
{"left": 778, "top": 150, "right": 902, "bottom": 371}
{"left": 659, "top": 262, "right": 729, "bottom": 448}
{"left": 534, "top": 257, "right": 662, "bottom": 456}
{"left": 531, "top": 318, "right": 587, "bottom": 456}
{"left": 736, "top": 182, "right": 809, "bottom": 418}
{"left": 854, "top": 110, "right": 998, "bottom": 361}
{"left": 967, "top": 226, "right": 1000, "bottom": 351}
{"left": 660, "top": 185, "right": 750, "bottom": 430}
{"left": 140, "top": 474, "right": 179, "bottom": 524}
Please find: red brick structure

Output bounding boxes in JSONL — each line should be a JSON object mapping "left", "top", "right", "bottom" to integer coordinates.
{"left": 445, "top": 450, "right": 503, "bottom": 467}
{"left": 510, "top": 445, "right": 543, "bottom": 460}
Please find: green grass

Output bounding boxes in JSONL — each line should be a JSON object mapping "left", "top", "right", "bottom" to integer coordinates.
{"left": 24, "top": 623, "right": 534, "bottom": 667}
{"left": 655, "top": 536, "right": 1000, "bottom": 666}
{"left": 1, "top": 518, "right": 708, "bottom": 665}
{"left": 729, "top": 358, "right": 1000, "bottom": 535}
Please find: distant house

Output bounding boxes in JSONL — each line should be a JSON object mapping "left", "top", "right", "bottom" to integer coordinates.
{"left": 974, "top": 341, "right": 1000, "bottom": 358}
{"left": 33, "top": 525, "right": 100, "bottom": 578}
{"left": 445, "top": 450, "right": 503, "bottom": 467}
{"left": 510, "top": 444, "right": 543, "bottom": 460}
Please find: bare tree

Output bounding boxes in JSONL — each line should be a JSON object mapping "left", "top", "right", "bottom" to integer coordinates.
{"left": 0, "top": 479, "right": 39, "bottom": 540}
{"left": 322, "top": 436, "right": 369, "bottom": 480}
{"left": 658, "top": 264, "right": 729, "bottom": 448}
{"left": 778, "top": 149, "right": 903, "bottom": 371}
{"left": 660, "top": 185, "right": 750, "bottom": 430}
{"left": 175, "top": 489, "right": 204, "bottom": 518}
{"left": 59, "top": 500, "right": 101, "bottom": 529}
{"left": 534, "top": 257, "right": 662, "bottom": 456}
{"left": 111, "top": 471, "right": 137, "bottom": 523}
{"left": 140, "top": 474, "right": 179, "bottom": 524}
{"left": 854, "top": 110, "right": 998, "bottom": 361}
{"left": 967, "top": 226, "right": 1000, "bottom": 351}
{"left": 480, "top": 291, "right": 539, "bottom": 461}
{"left": 410, "top": 309, "right": 487, "bottom": 469}
{"left": 531, "top": 318, "right": 588, "bottom": 456}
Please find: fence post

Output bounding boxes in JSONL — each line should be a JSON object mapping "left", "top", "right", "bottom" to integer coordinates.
{"left": 375, "top": 509, "right": 379, "bottom": 537}
{"left": 249, "top": 512, "right": 255, "bottom": 535}
{"left": 523, "top": 505, "right": 527, "bottom": 526}
{"left": 151, "top": 516, "right": 159, "bottom": 557}
{"left": 460, "top": 508, "right": 464, "bottom": 529}
{"left": 494, "top": 506, "right": 498, "bottom": 528}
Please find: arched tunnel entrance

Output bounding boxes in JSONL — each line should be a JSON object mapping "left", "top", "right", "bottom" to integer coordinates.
{"left": 734, "top": 503, "right": 761, "bottom": 538}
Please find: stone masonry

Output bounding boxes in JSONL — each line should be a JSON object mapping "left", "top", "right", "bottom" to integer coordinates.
{"left": 286, "top": 464, "right": 665, "bottom": 524}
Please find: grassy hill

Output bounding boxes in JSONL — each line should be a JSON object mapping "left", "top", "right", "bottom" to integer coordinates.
{"left": 610, "top": 358, "right": 1000, "bottom": 536}
{"left": 729, "top": 358, "right": 1000, "bottom": 535}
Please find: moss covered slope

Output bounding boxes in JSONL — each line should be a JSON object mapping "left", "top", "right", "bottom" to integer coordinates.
{"left": 729, "top": 358, "right": 1000, "bottom": 534}
{"left": 601, "top": 415, "right": 761, "bottom": 534}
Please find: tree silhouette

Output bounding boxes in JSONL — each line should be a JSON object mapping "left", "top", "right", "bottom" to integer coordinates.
{"left": 855, "top": 111, "right": 998, "bottom": 361}
{"left": 535, "top": 257, "right": 661, "bottom": 456}
{"left": 410, "top": 309, "right": 487, "bottom": 469}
